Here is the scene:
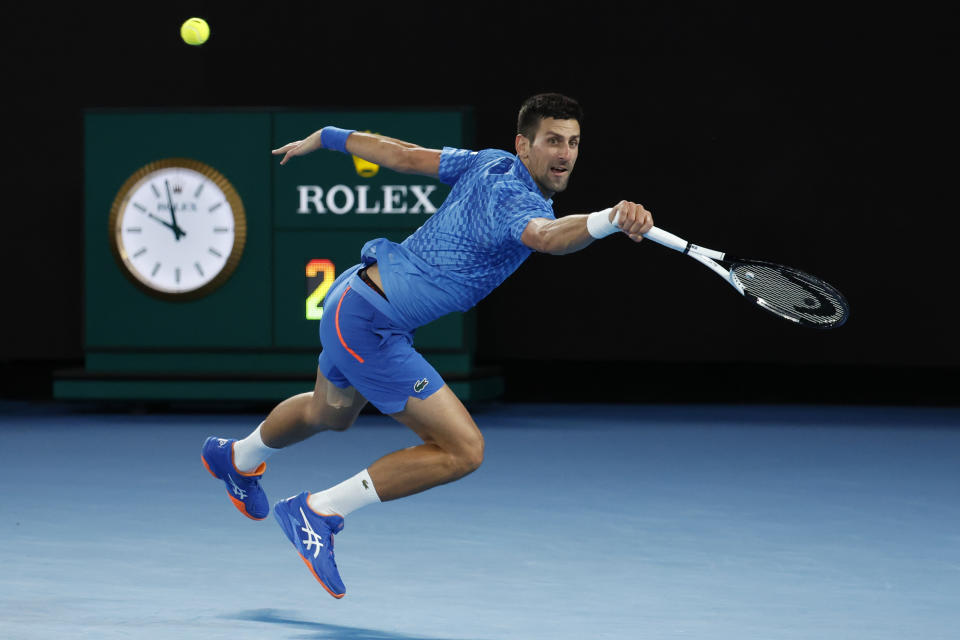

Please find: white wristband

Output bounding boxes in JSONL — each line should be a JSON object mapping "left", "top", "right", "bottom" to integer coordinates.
{"left": 586, "top": 208, "right": 621, "bottom": 239}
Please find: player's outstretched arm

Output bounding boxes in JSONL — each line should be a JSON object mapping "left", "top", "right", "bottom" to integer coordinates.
{"left": 521, "top": 200, "right": 653, "bottom": 255}
{"left": 273, "top": 127, "right": 441, "bottom": 178}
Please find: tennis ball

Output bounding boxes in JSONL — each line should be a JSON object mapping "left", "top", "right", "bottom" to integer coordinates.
{"left": 352, "top": 154, "right": 380, "bottom": 178}
{"left": 180, "top": 18, "right": 210, "bottom": 46}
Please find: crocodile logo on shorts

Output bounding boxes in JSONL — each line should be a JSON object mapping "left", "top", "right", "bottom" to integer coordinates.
{"left": 414, "top": 378, "right": 429, "bottom": 393}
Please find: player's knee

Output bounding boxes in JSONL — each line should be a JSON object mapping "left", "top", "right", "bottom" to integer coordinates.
{"left": 301, "top": 402, "right": 325, "bottom": 431}
{"left": 302, "top": 400, "right": 353, "bottom": 433}
{"left": 451, "top": 431, "right": 484, "bottom": 477}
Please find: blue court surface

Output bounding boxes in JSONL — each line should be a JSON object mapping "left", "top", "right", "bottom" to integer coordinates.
{"left": 2, "top": 402, "right": 959, "bottom": 639}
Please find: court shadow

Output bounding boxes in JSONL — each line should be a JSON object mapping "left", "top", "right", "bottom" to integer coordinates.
{"left": 229, "top": 609, "right": 482, "bottom": 640}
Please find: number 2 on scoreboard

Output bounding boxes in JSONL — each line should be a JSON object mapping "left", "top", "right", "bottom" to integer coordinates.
{"left": 305, "top": 259, "right": 336, "bottom": 320}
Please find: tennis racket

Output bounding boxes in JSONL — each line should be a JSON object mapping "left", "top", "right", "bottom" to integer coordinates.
{"left": 642, "top": 227, "right": 850, "bottom": 329}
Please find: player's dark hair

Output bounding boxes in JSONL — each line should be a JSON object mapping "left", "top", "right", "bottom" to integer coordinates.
{"left": 517, "top": 93, "right": 583, "bottom": 141}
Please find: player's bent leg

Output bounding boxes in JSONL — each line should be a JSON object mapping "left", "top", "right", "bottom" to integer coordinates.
{"left": 276, "top": 386, "right": 481, "bottom": 595}
{"left": 260, "top": 368, "right": 369, "bottom": 448}
{"left": 271, "top": 382, "right": 480, "bottom": 598}
{"left": 368, "top": 384, "right": 485, "bottom": 501}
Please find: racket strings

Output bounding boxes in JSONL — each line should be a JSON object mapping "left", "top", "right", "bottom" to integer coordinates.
{"left": 732, "top": 263, "right": 847, "bottom": 326}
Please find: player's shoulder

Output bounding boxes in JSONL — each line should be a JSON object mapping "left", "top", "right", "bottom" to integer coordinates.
{"left": 475, "top": 148, "right": 513, "bottom": 160}
{"left": 462, "top": 148, "right": 522, "bottom": 182}
{"left": 474, "top": 148, "right": 515, "bottom": 167}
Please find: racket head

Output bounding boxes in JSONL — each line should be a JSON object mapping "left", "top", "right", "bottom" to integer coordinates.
{"left": 728, "top": 259, "right": 850, "bottom": 329}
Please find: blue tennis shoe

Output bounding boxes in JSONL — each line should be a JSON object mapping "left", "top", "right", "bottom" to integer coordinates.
{"left": 201, "top": 437, "right": 269, "bottom": 520}
{"left": 274, "top": 491, "right": 346, "bottom": 598}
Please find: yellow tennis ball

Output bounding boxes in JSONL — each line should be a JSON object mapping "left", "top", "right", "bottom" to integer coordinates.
{"left": 180, "top": 18, "right": 210, "bottom": 46}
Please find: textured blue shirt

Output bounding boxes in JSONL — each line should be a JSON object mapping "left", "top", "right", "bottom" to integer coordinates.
{"left": 360, "top": 147, "right": 555, "bottom": 330}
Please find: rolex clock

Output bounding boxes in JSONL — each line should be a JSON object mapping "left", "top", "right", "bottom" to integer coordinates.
{"left": 108, "top": 158, "right": 246, "bottom": 300}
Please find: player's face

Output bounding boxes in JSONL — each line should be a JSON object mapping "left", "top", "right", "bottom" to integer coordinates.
{"left": 517, "top": 118, "right": 580, "bottom": 198}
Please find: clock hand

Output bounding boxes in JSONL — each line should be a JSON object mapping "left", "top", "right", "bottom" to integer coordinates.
{"left": 147, "top": 212, "right": 188, "bottom": 238}
{"left": 147, "top": 212, "right": 175, "bottom": 230}
{"left": 164, "top": 180, "right": 187, "bottom": 241}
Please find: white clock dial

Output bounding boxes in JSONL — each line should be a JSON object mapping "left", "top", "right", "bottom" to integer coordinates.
{"left": 110, "top": 159, "right": 246, "bottom": 300}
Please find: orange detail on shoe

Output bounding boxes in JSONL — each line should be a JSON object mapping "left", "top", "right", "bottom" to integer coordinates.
{"left": 201, "top": 455, "right": 217, "bottom": 478}
{"left": 227, "top": 492, "right": 266, "bottom": 521}
{"left": 237, "top": 462, "right": 266, "bottom": 476}
{"left": 230, "top": 443, "right": 266, "bottom": 476}
{"left": 335, "top": 286, "right": 365, "bottom": 363}
{"left": 298, "top": 553, "right": 345, "bottom": 598}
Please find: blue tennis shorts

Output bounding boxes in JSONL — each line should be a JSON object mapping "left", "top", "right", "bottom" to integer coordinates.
{"left": 317, "top": 264, "right": 443, "bottom": 414}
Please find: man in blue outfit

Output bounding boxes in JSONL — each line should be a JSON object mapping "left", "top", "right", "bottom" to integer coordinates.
{"left": 201, "top": 93, "right": 654, "bottom": 598}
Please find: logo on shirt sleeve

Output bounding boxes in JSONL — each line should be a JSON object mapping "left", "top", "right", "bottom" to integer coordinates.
{"left": 413, "top": 378, "right": 429, "bottom": 393}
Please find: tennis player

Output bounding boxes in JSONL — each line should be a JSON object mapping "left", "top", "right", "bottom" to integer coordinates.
{"left": 201, "top": 93, "right": 653, "bottom": 598}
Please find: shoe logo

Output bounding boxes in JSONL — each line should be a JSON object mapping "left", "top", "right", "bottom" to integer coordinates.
{"left": 228, "top": 474, "right": 247, "bottom": 500}
{"left": 217, "top": 438, "right": 228, "bottom": 448}
{"left": 299, "top": 507, "right": 325, "bottom": 558}
{"left": 414, "top": 378, "right": 429, "bottom": 393}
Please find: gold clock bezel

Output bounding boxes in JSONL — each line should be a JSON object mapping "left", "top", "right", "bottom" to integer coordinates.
{"left": 108, "top": 158, "right": 247, "bottom": 301}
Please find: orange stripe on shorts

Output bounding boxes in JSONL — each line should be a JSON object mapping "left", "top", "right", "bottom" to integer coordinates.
{"left": 335, "top": 286, "right": 365, "bottom": 363}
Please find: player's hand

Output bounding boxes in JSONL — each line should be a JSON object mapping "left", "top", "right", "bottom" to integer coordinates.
{"left": 611, "top": 200, "right": 653, "bottom": 242}
{"left": 272, "top": 129, "right": 325, "bottom": 165}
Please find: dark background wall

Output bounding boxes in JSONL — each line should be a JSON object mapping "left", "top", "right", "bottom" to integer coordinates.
{"left": 2, "top": 3, "right": 957, "bottom": 402}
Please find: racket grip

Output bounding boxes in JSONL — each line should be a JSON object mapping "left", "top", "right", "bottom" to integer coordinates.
{"left": 642, "top": 227, "right": 690, "bottom": 253}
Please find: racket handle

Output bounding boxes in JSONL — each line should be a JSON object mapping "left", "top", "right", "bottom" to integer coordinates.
{"left": 642, "top": 226, "right": 690, "bottom": 253}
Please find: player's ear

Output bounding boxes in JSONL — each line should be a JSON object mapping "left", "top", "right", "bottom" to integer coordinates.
{"left": 515, "top": 133, "right": 530, "bottom": 158}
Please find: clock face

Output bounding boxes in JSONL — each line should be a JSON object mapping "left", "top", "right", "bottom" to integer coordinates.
{"left": 109, "top": 159, "right": 246, "bottom": 299}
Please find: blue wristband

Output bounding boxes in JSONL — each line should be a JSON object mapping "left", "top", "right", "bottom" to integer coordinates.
{"left": 320, "top": 126, "right": 355, "bottom": 153}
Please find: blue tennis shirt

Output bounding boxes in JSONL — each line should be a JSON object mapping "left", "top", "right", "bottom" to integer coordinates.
{"left": 359, "top": 147, "right": 555, "bottom": 330}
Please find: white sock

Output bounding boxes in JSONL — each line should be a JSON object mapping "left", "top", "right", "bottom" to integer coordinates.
{"left": 232, "top": 423, "right": 279, "bottom": 473}
{"left": 307, "top": 469, "right": 381, "bottom": 517}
